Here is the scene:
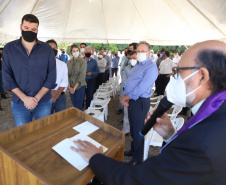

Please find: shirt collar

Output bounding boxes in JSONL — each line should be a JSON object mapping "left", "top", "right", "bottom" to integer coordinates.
{"left": 191, "top": 99, "right": 206, "bottom": 115}
{"left": 16, "top": 37, "right": 42, "bottom": 45}
{"left": 140, "top": 57, "right": 151, "bottom": 65}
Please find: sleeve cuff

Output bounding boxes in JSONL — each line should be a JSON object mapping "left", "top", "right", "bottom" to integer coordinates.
{"left": 163, "top": 130, "right": 177, "bottom": 143}
{"left": 128, "top": 92, "right": 139, "bottom": 101}
{"left": 43, "top": 81, "right": 57, "bottom": 89}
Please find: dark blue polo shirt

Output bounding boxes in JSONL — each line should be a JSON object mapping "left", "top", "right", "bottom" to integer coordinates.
{"left": 2, "top": 38, "right": 57, "bottom": 103}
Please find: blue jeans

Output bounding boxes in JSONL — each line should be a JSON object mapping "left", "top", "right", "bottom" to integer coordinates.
{"left": 11, "top": 99, "right": 52, "bottom": 127}
{"left": 70, "top": 86, "right": 85, "bottom": 111}
{"left": 0, "top": 70, "right": 5, "bottom": 94}
{"left": 51, "top": 93, "right": 66, "bottom": 114}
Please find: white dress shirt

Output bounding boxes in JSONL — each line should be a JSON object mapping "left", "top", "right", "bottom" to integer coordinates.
{"left": 159, "top": 58, "right": 176, "bottom": 74}
{"left": 173, "top": 56, "right": 181, "bottom": 64}
{"left": 97, "top": 58, "right": 106, "bottom": 73}
{"left": 53, "top": 58, "right": 68, "bottom": 92}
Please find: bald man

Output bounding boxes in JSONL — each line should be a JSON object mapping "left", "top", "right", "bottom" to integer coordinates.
{"left": 71, "top": 40, "right": 226, "bottom": 184}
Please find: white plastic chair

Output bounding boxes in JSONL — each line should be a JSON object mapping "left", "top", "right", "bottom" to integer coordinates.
{"left": 167, "top": 105, "right": 183, "bottom": 120}
{"left": 93, "top": 90, "right": 112, "bottom": 100}
{"left": 149, "top": 95, "right": 164, "bottom": 112}
{"left": 143, "top": 110, "right": 184, "bottom": 161}
{"left": 171, "top": 117, "right": 184, "bottom": 131}
{"left": 85, "top": 109, "right": 104, "bottom": 122}
{"left": 89, "top": 98, "right": 111, "bottom": 120}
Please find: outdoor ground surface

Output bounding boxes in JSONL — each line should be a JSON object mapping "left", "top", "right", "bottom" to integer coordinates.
{"left": 0, "top": 90, "right": 188, "bottom": 162}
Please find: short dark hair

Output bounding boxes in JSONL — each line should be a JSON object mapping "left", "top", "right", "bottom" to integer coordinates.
{"left": 165, "top": 51, "right": 170, "bottom": 57}
{"left": 195, "top": 49, "right": 226, "bottom": 92}
{"left": 0, "top": 48, "right": 3, "bottom": 51}
{"left": 46, "top": 39, "right": 58, "bottom": 48}
{"left": 21, "top": 14, "right": 39, "bottom": 25}
{"left": 129, "top": 50, "right": 137, "bottom": 56}
{"left": 129, "top": 43, "right": 138, "bottom": 50}
{"left": 80, "top": 43, "right": 87, "bottom": 47}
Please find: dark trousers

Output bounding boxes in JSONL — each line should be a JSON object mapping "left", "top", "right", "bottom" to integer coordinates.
{"left": 155, "top": 75, "right": 161, "bottom": 95}
{"left": 104, "top": 69, "right": 110, "bottom": 82}
{"left": 85, "top": 78, "right": 96, "bottom": 109}
{"left": 111, "top": 68, "right": 118, "bottom": 77}
{"left": 159, "top": 74, "right": 170, "bottom": 95}
{"left": 95, "top": 73, "right": 105, "bottom": 91}
{"left": 128, "top": 97, "right": 150, "bottom": 162}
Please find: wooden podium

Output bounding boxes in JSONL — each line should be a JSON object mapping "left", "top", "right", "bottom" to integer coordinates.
{"left": 0, "top": 108, "right": 125, "bottom": 185}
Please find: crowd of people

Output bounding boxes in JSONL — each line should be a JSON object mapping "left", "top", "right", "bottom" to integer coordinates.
{"left": 1, "top": 13, "right": 226, "bottom": 185}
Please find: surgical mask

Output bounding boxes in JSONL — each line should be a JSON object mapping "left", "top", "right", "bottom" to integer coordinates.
{"left": 137, "top": 53, "right": 147, "bottom": 62}
{"left": 85, "top": 53, "right": 91, "bottom": 58}
{"left": 72, "top": 51, "right": 79, "bottom": 58}
{"left": 80, "top": 48, "right": 85, "bottom": 53}
{"left": 160, "top": 54, "right": 164, "bottom": 57}
{"left": 130, "top": 59, "right": 137, "bottom": 66}
{"left": 22, "top": 30, "right": 37, "bottom": 42}
{"left": 166, "top": 70, "right": 201, "bottom": 107}
{"left": 103, "top": 52, "right": 107, "bottom": 55}
{"left": 98, "top": 55, "right": 103, "bottom": 59}
{"left": 53, "top": 49, "right": 58, "bottom": 57}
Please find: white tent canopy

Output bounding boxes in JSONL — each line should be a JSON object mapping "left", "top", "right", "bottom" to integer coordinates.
{"left": 0, "top": 0, "right": 226, "bottom": 45}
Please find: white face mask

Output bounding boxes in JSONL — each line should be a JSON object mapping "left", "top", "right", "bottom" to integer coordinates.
{"left": 98, "top": 55, "right": 103, "bottom": 59}
{"left": 166, "top": 70, "right": 201, "bottom": 107}
{"left": 72, "top": 51, "right": 79, "bottom": 58}
{"left": 137, "top": 53, "right": 147, "bottom": 62}
{"left": 130, "top": 59, "right": 137, "bottom": 66}
{"left": 103, "top": 52, "right": 107, "bottom": 55}
{"left": 80, "top": 48, "right": 85, "bottom": 53}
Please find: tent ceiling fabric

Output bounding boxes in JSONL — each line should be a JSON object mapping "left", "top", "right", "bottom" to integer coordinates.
{"left": 0, "top": 0, "right": 226, "bottom": 45}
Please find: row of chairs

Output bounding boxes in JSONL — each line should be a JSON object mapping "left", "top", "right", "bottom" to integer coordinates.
{"left": 85, "top": 77, "right": 120, "bottom": 122}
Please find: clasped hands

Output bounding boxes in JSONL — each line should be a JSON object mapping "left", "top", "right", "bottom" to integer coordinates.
{"left": 23, "top": 96, "right": 39, "bottom": 110}
{"left": 70, "top": 108, "right": 175, "bottom": 163}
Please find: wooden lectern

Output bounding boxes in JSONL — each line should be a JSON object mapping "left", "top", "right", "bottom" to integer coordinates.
{"left": 0, "top": 108, "right": 125, "bottom": 185}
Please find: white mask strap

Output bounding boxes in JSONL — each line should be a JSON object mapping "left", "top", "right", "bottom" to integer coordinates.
{"left": 183, "top": 70, "right": 199, "bottom": 81}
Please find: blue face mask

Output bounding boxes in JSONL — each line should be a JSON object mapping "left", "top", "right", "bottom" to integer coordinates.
{"left": 160, "top": 54, "right": 164, "bottom": 57}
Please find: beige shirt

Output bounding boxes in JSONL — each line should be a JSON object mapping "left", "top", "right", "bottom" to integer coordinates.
{"left": 67, "top": 57, "right": 87, "bottom": 90}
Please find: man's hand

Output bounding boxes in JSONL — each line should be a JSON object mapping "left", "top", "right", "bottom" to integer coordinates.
{"left": 86, "top": 72, "right": 93, "bottom": 76}
{"left": 51, "top": 90, "right": 60, "bottom": 101}
{"left": 23, "top": 96, "right": 38, "bottom": 110}
{"left": 120, "top": 95, "right": 130, "bottom": 107}
{"left": 71, "top": 140, "right": 104, "bottom": 163}
{"left": 145, "top": 108, "right": 175, "bottom": 140}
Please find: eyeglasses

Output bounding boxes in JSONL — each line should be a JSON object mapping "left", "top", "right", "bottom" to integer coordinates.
{"left": 136, "top": 50, "right": 148, "bottom": 53}
{"left": 172, "top": 66, "right": 201, "bottom": 79}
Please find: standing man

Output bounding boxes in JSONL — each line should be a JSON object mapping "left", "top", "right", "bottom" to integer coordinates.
{"left": 103, "top": 48, "right": 111, "bottom": 82}
{"left": 111, "top": 51, "right": 120, "bottom": 77}
{"left": 80, "top": 43, "right": 86, "bottom": 57}
{"left": 46, "top": 39, "right": 68, "bottom": 114}
{"left": 59, "top": 48, "right": 69, "bottom": 64}
{"left": 121, "top": 51, "right": 137, "bottom": 134}
{"left": 96, "top": 51, "right": 106, "bottom": 90}
{"left": 84, "top": 47, "right": 99, "bottom": 109}
{"left": 173, "top": 51, "right": 181, "bottom": 65}
{"left": 159, "top": 51, "right": 176, "bottom": 95}
{"left": 150, "top": 50, "right": 155, "bottom": 62}
{"left": 2, "top": 14, "right": 56, "bottom": 126}
{"left": 120, "top": 41, "right": 158, "bottom": 165}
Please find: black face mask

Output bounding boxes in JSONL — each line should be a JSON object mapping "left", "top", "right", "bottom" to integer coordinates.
{"left": 53, "top": 49, "right": 58, "bottom": 57}
{"left": 85, "top": 53, "right": 91, "bottom": 58}
{"left": 22, "top": 30, "right": 37, "bottom": 42}
{"left": 62, "top": 51, "right": 65, "bottom": 54}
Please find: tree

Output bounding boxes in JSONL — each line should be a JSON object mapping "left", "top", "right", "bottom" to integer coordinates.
{"left": 108, "top": 44, "right": 118, "bottom": 53}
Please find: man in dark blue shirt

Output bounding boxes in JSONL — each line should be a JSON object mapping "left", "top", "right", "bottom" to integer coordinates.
{"left": 2, "top": 14, "right": 56, "bottom": 127}
{"left": 59, "top": 49, "right": 69, "bottom": 63}
{"left": 83, "top": 46, "right": 99, "bottom": 109}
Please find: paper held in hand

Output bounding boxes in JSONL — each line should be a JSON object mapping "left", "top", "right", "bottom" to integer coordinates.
{"left": 52, "top": 133, "right": 108, "bottom": 171}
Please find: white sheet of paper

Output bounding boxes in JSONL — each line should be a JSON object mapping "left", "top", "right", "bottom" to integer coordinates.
{"left": 73, "top": 121, "right": 99, "bottom": 135}
{"left": 52, "top": 133, "right": 108, "bottom": 171}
